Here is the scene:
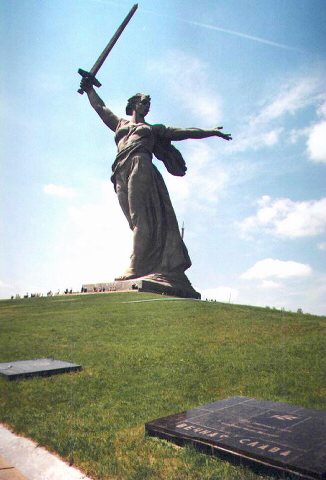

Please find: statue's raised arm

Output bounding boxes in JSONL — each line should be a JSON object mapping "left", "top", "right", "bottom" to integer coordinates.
{"left": 80, "top": 79, "right": 119, "bottom": 132}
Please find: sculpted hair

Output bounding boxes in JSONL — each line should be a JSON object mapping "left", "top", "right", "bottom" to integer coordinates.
{"left": 126, "top": 93, "right": 151, "bottom": 115}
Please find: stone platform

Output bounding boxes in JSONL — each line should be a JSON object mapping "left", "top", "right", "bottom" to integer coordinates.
{"left": 82, "top": 275, "right": 201, "bottom": 299}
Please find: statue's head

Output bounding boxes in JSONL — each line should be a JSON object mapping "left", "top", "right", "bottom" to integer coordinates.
{"left": 126, "top": 93, "right": 151, "bottom": 116}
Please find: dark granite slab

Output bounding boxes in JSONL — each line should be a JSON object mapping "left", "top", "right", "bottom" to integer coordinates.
{"left": 145, "top": 396, "right": 326, "bottom": 479}
{"left": 0, "top": 358, "right": 82, "bottom": 380}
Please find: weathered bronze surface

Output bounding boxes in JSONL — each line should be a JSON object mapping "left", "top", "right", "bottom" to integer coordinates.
{"left": 79, "top": 22, "right": 232, "bottom": 297}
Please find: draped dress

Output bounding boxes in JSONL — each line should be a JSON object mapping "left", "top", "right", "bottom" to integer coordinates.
{"left": 111, "top": 118, "right": 191, "bottom": 281}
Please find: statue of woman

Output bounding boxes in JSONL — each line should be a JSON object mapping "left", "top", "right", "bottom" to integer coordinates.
{"left": 80, "top": 78, "right": 232, "bottom": 287}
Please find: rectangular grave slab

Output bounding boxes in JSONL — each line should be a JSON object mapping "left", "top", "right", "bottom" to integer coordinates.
{"left": 145, "top": 396, "right": 326, "bottom": 480}
{"left": 0, "top": 358, "right": 82, "bottom": 381}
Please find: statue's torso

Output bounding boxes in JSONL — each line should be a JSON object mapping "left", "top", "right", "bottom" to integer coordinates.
{"left": 115, "top": 119, "right": 155, "bottom": 153}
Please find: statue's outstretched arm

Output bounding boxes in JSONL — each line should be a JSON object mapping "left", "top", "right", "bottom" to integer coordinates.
{"left": 80, "top": 78, "right": 119, "bottom": 132}
{"left": 166, "top": 126, "right": 232, "bottom": 142}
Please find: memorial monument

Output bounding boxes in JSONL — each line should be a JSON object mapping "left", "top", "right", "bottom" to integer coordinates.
{"left": 78, "top": 5, "right": 232, "bottom": 298}
{"left": 146, "top": 396, "right": 326, "bottom": 479}
{"left": 0, "top": 358, "right": 82, "bottom": 381}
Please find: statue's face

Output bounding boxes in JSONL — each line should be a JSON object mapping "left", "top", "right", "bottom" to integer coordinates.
{"left": 134, "top": 95, "right": 151, "bottom": 116}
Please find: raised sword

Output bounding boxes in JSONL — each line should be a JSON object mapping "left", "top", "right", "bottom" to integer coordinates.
{"left": 78, "top": 4, "right": 138, "bottom": 94}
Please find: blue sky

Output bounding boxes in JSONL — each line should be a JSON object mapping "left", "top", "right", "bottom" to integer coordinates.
{"left": 1, "top": 0, "right": 326, "bottom": 314}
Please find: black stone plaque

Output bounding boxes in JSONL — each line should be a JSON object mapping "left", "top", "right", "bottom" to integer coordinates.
{"left": 0, "top": 358, "right": 82, "bottom": 380}
{"left": 145, "top": 397, "right": 326, "bottom": 480}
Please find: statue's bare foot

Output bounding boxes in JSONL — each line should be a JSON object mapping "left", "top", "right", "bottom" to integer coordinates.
{"left": 114, "top": 272, "right": 139, "bottom": 281}
{"left": 115, "top": 275, "right": 138, "bottom": 281}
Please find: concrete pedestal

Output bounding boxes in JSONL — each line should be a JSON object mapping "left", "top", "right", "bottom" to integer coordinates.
{"left": 82, "top": 274, "right": 201, "bottom": 299}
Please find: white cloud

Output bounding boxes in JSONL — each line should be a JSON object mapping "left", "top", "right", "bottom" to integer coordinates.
{"left": 241, "top": 258, "right": 312, "bottom": 280}
{"left": 232, "top": 128, "right": 282, "bottom": 152}
{"left": 164, "top": 141, "right": 230, "bottom": 215}
{"left": 289, "top": 126, "right": 310, "bottom": 144}
{"left": 185, "top": 20, "right": 301, "bottom": 51}
{"left": 200, "top": 286, "right": 239, "bottom": 303}
{"left": 240, "top": 195, "right": 326, "bottom": 239}
{"left": 231, "top": 272, "right": 326, "bottom": 315}
{"left": 317, "top": 242, "right": 326, "bottom": 251}
{"left": 43, "top": 184, "right": 77, "bottom": 198}
{"left": 200, "top": 270, "right": 325, "bottom": 315}
{"left": 317, "top": 99, "right": 326, "bottom": 118}
{"left": 1, "top": 181, "right": 132, "bottom": 297}
{"left": 231, "top": 75, "right": 325, "bottom": 153}
{"left": 307, "top": 120, "right": 326, "bottom": 163}
{"left": 256, "top": 77, "right": 321, "bottom": 123}
{"left": 289, "top": 96, "right": 326, "bottom": 158}
{"left": 260, "top": 280, "right": 281, "bottom": 289}
{"left": 148, "top": 50, "right": 222, "bottom": 124}
{"left": 61, "top": 181, "right": 132, "bottom": 284}
{"left": 0, "top": 280, "right": 17, "bottom": 299}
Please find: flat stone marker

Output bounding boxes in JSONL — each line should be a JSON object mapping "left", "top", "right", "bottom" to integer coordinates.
{"left": 0, "top": 358, "right": 82, "bottom": 381}
{"left": 145, "top": 396, "right": 326, "bottom": 480}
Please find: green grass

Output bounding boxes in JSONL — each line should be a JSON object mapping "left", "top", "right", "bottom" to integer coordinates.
{"left": 0, "top": 293, "right": 325, "bottom": 479}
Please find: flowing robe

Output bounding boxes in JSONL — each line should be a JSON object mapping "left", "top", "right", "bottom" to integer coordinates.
{"left": 111, "top": 118, "right": 191, "bottom": 280}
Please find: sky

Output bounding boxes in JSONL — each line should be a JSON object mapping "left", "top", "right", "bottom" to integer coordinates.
{"left": 1, "top": 0, "right": 326, "bottom": 315}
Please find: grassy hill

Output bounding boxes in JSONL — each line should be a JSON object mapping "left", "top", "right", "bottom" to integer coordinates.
{"left": 0, "top": 292, "right": 325, "bottom": 479}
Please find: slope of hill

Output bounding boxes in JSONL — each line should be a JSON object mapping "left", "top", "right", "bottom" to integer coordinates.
{"left": 1, "top": 293, "right": 325, "bottom": 479}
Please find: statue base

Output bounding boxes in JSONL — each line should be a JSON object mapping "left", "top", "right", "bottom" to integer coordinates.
{"left": 82, "top": 273, "right": 201, "bottom": 299}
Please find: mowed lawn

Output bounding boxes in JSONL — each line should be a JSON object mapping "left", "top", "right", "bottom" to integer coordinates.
{"left": 0, "top": 293, "right": 325, "bottom": 480}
